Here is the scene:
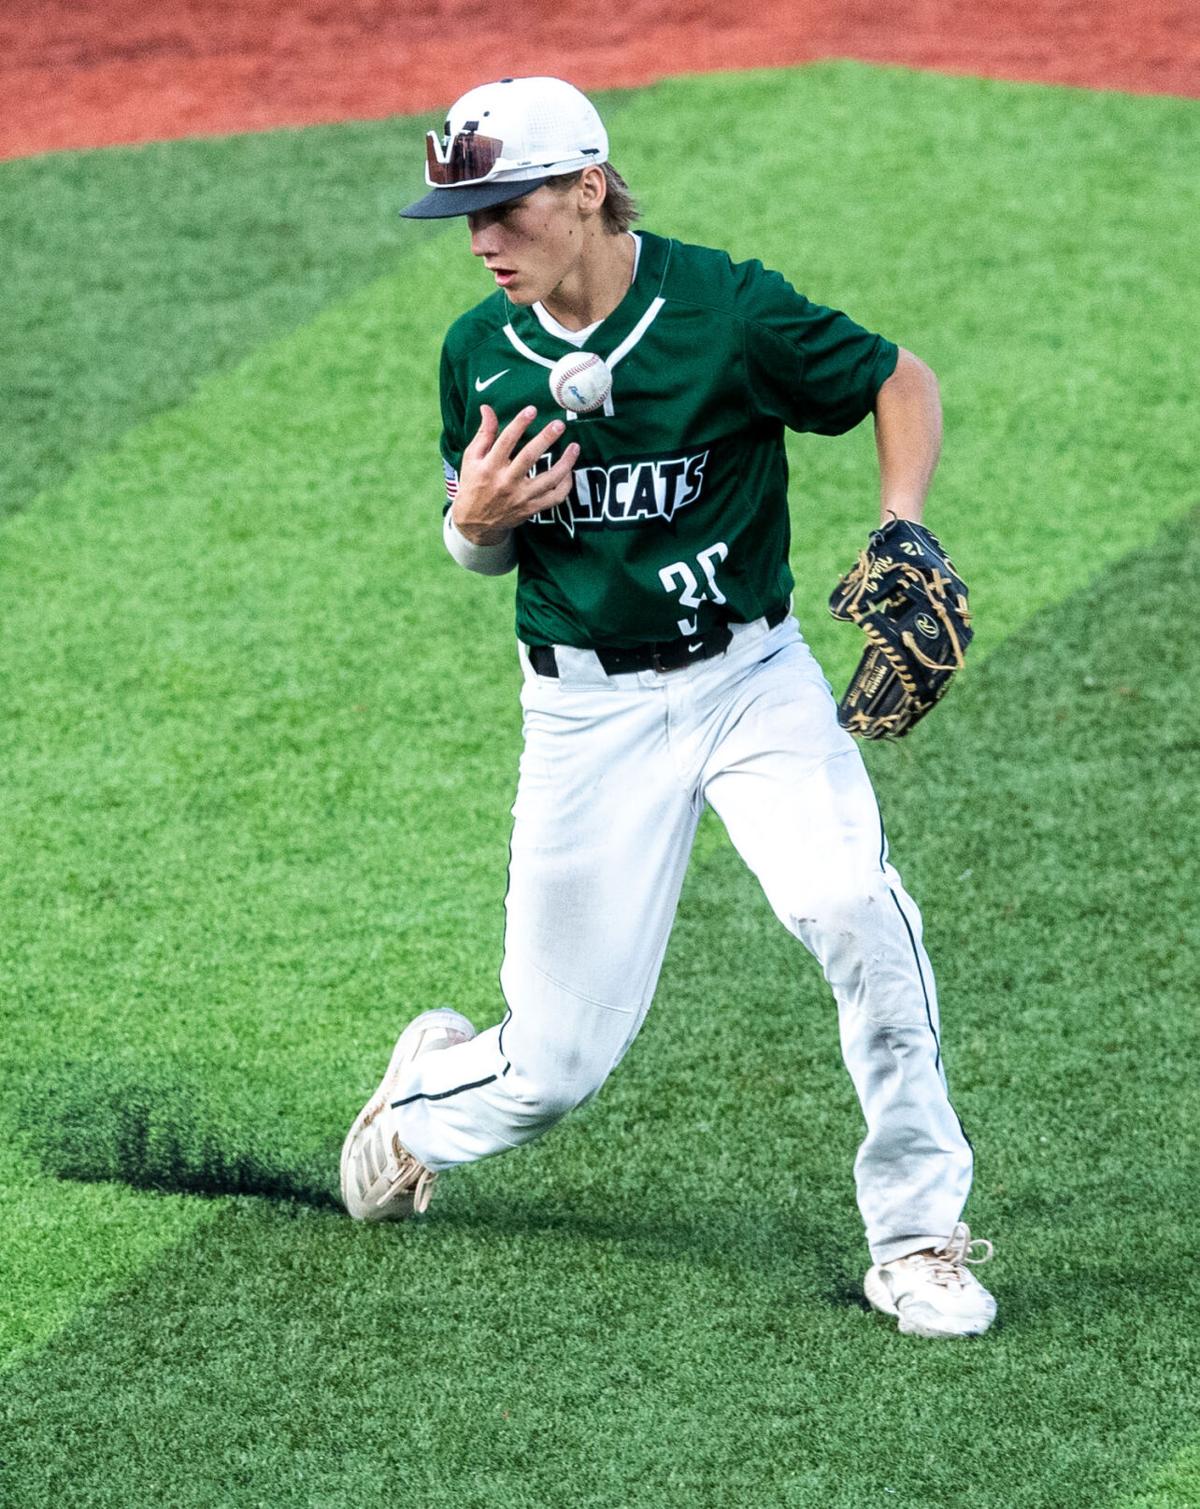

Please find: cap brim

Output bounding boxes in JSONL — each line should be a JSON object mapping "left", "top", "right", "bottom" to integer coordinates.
{"left": 399, "top": 175, "right": 551, "bottom": 220}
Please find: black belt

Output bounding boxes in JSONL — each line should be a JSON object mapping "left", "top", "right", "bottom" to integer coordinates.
{"left": 526, "top": 603, "right": 788, "bottom": 679}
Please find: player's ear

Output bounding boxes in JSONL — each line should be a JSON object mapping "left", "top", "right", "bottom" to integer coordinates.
{"left": 578, "top": 164, "right": 607, "bottom": 215}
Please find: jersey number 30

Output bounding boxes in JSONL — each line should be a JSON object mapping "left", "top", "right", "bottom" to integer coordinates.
{"left": 658, "top": 541, "right": 729, "bottom": 636}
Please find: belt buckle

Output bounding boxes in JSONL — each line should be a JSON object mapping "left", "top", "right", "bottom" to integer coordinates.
{"left": 651, "top": 645, "right": 685, "bottom": 674}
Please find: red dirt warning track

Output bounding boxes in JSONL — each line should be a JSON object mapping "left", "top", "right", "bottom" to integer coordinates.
{"left": 3, "top": 0, "right": 1198, "bottom": 161}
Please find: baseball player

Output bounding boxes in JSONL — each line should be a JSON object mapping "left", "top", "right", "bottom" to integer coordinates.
{"left": 341, "top": 77, "right": 996, "bottom": 1338}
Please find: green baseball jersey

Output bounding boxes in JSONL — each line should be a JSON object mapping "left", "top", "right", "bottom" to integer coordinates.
{"left": 438, "top": 231, "right": 898, "bottom": 648}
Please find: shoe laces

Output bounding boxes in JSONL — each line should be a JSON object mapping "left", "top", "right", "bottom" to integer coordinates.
{"left": 379, "top": 1135, "right": 436, "bottom": 1215}
{"left": 912, "top": 1222, "right": 994, "bottom": 1286}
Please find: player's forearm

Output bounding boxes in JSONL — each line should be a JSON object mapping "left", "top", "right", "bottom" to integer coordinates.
{"left": 443, "top": 508, "right": 517, "bottom": 575}
{"left": 451, "top": 503, "right": 512, "bottom": 548}
{"left": 873, "top": 348, "right": 942, "bottom": 525}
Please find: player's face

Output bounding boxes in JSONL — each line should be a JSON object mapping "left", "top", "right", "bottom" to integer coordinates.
{"left": 467, "top": 186, "right": 587, "bottom": 305}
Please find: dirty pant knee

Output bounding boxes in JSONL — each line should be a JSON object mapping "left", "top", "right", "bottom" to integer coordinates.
{"left": 784, "top": 867, "right": 936, "bottom": 1033}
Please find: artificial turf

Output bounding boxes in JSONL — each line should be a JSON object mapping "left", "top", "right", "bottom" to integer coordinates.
{"left": 1, "top": 61, "right": 1198, "bottom": 1507}
{"left": 2, "top": 504, "right": 1198, "bottom": 1507}
{"left": 0, "top": 111, "right": 436, "bottom": 519}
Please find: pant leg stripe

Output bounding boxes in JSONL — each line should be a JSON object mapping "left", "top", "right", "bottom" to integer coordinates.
{"left": 877, "top": 812, "right": 975, "bottom": 1154}
{"left": 392, "top": 1073, "right": 498, "bottom": 1109}
{"left": 887, "top": 888, "right": 942, "bottom": 1074}
{"left": 878, "top": 806, "right": 941, "bottom": 1069}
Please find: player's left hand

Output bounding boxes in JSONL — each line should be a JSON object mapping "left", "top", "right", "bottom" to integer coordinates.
{"left": 829, "top": 518, "right": 973, "bottom": 739}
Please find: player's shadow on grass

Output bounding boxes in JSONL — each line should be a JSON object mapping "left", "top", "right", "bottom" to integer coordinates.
{"left": 16, "top": 1065, "right": 863, "bottom": 1293}
{"left": 13, "top": 1065, "right": 923, "bottom": 1314}
{"left": 15, "top": 1063, "right": 341, "bottom": 1211}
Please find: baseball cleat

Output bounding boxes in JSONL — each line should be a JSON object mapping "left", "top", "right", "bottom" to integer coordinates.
{"left": 340, "top": 1007, "right": 476, "bottom": 1222}
{"left": 864, "top": 1222, "right": 996, "bottom": 1338}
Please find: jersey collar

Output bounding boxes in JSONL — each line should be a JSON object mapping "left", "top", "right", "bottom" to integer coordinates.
{"left": 505, "top": 231, "right": 671, "bottom": 364}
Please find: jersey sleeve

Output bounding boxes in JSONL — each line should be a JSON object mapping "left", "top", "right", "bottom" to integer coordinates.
{"left": 438, "top": 338, "right": 468, "bottom": 510}
{"left": 737, "top": 262, "right": 899, "bottom": 436}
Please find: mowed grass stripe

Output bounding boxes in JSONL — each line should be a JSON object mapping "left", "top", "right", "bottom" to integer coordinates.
{"left": 0, "top": 1144, "right": 213, "bottom": 1372}
{"left": 0, "top": 114, "right": 431, "bottom": 519}
{"left": 1, "top": 506, "right": 1197, "bottom": 1507}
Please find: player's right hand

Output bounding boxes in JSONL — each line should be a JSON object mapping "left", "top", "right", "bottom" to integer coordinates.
{"left": 451, "top": 405, "right": 580, "bottom": 545}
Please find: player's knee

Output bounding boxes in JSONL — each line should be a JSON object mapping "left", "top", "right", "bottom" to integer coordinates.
{"left": 782, "top": 870, "right": 903, "bottom": 952}
{"left": 782, "top": 872, "right": 935, "bottom": 1026}
{"left": 828, "top": 872, "right": 899, "bottom": 937}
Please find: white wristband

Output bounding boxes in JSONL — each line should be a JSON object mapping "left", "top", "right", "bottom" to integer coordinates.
{"left": 443, "top": 509, "right": 517, "bottom": 576}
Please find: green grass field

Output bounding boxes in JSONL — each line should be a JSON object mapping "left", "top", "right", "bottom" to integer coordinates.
{"left": 2, "top": 63, "right": 1198, "bottom": 1507}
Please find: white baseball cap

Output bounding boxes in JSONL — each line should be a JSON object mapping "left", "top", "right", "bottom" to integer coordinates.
{"left": 401, "top": 77, "right": 609, "bottom": 219}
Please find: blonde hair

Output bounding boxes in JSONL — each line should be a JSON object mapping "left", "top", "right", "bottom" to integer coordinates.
{"left": 545, "top": 163, "right": 641, "bottom": 235}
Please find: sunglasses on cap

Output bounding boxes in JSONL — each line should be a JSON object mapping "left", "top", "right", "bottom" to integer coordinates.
{"left": 424, "top": 127, "right": 508, "bottom": 187}
{"left": 425, "top": 125, "right": 603, "bottom": 188}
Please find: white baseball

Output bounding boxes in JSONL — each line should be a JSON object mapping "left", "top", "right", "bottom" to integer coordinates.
{"left": 549, "top": 352, "right": 612, "bottom": 414}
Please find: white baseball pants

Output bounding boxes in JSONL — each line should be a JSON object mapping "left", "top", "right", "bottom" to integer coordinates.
{"left": 393, "top": 612, "right": 974, "bottom": 1263}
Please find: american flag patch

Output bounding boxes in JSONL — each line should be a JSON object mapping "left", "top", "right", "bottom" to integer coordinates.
{"left": 442, "top": 457, "right": 459, "bottom": 504}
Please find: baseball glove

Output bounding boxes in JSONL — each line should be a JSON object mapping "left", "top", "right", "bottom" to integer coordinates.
{"left": 828, "top": 518, "right": 972, "bottom": 740}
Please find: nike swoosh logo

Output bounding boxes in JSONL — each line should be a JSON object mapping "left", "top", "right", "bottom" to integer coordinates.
{"left": 687, "top": 642, "right": 704, "bottom": 654}
{"left": 475, "top": 370, "right": 510, "bottom": 392}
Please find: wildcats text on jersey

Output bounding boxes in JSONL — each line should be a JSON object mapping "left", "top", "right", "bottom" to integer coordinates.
{"left": 528, "top": 450, "right": 709, "bottom": 536}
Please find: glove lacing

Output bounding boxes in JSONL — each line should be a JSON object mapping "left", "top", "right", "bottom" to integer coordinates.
{"left": 900, "top": 588, "right": 972, "bottom": 673}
